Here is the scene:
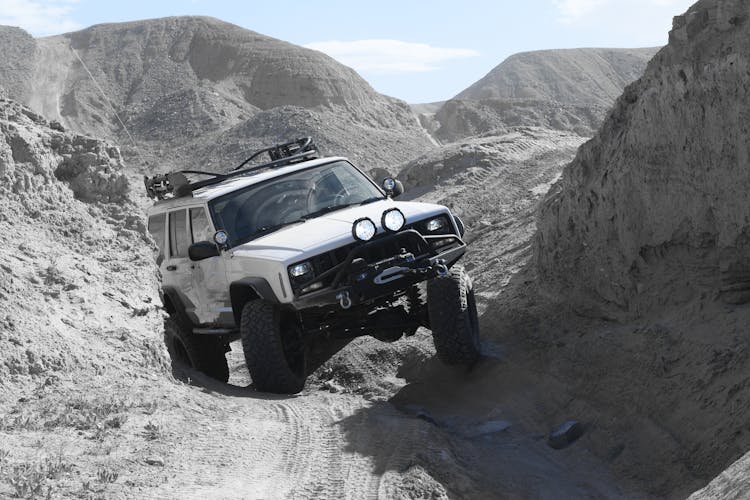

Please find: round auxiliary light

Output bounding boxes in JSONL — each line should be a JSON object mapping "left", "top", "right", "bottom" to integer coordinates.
{"left": 382, "top": 208, "right": 405, "bottom": 232}
{"left": 352, "top": 218, "right": 377, "bottom": 241}
{"left": 214, "top": 230, "right": 229, "bottom": 246}
{"left": 382, "top": 177, "right": 396, "bottom": 192}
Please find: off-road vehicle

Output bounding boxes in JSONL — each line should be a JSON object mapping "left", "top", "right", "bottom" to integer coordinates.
{"left": 145, "top": 138, "right": 480, "bottom": 393}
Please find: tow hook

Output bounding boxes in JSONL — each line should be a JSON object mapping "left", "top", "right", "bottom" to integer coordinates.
{"left": 336, "top": 291, "right": 352, "bottom": 310}
{"left": 435, "top": 260, "right": 449, "bottom": 277}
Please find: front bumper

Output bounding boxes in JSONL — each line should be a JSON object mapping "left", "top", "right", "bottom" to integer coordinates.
{"left": 290, "top": 229, "right": 466, "bottom": 310}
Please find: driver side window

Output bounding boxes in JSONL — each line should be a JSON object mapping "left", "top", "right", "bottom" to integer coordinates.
{"left": 190, "top": 207, "right": 212, "bottom": 243}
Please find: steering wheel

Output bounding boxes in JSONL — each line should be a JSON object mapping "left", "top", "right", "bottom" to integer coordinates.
{"left": 250, "top": 189, "right": 311, "bottom": 231}
{"left": 308, "top": 186, "right": 348, "bottom": 212}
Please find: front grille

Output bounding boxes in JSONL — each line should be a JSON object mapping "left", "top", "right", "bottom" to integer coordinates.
{"left": 294, "top": 217, "right": 460, "bottom": 296}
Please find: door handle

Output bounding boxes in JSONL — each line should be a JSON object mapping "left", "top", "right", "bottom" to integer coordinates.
{"left": 166, "top": 265, "right": 177, "bottom": 271}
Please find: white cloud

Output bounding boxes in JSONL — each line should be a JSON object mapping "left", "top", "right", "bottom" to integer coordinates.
{"left": 553, "top": 0, "right": 696, "bottom": 44}
{"left": 0, "top": 0, "right": 81, "bottom": 36}
{"left": 554, "top": 0, "right": 607, "bottom": 24}
{"left": 554, "top": 0, "right": 696, "bottom": 24}
{"left": 304, "top": 39, "right": 479, "bottom": 74}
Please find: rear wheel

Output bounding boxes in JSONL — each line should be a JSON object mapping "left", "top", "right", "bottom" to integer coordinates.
{"left": 163, "top": 318, "right": 229, "bottom": 382}
{"left": 240, "top": 300, "right": 307, "bottom": 394}
{"left": 426, "top": 265, "right": 481, "bottom": 365}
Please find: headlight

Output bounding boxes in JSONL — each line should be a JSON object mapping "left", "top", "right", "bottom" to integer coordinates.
{"left": 352, "top": 218, "right": 376, "bottom": 241}
{"left": 381, "top": 208, "right": 405, "bottom": 232}
{"left": 425, "top": 217, "right": 445, "bottom": 232}
{"left": 289, "top": 261, "right": 313, "bottom": 278}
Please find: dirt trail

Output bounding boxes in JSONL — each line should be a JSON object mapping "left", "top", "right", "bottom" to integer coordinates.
{"left": 116, "top": 335, "right": 633, "bottom": 499}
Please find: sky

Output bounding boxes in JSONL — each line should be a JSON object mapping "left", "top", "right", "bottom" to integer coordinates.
{"left": 0, "top": 0, "right": 697, "bottom": 103}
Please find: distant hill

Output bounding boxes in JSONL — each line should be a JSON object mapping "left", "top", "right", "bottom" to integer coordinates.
{"left": 0, "top": 17, "right": 435, "bottom": 172}
{"left": 433, "top": 47, "right": 660, "bottom": 142}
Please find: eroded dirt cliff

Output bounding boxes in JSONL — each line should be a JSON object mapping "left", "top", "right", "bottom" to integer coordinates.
{"left": 536, "top": 1, "right": 750, "bottom": 320}
{"left": 478, "top": 1, "right": 750, "bottom": 497}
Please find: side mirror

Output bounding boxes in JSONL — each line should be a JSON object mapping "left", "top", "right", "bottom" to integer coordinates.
{"left": 188, "top": 241, "right": 220, "bottom": 261}
{"left": 382, "top": 177, "right": 404, "bottom": 198}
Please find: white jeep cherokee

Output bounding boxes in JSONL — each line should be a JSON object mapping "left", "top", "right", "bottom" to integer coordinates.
{"left": 145, "top": 138, "right": 480, "bottom": 393}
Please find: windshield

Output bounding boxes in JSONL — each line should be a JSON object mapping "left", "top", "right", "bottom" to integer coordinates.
{"left": 209, "top": 161, "right": 384, "bottom": 247}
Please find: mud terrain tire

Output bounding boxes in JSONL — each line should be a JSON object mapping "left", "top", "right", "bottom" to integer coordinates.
{"left": 164, "top": 318, "right": 229, "bottom": 382}
{"left": 426, "top": 265, "right": 481, "bottom": 365}
{"left": 240, "top": 300, "right": 307, "bottom": 394}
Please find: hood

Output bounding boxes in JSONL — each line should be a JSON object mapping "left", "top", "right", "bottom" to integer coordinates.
{"left": 231, "top": 199, "right": 449, "bottom": 262}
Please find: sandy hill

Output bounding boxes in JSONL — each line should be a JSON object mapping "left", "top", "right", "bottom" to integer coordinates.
{"left": 429, "top": 47, "right": 659, "bottom": 142}
{"left": 475, "top": 0, "right": 750, "bottom": 496}
{"left": 0, "top": 17, "right": 434, "bottom": 172}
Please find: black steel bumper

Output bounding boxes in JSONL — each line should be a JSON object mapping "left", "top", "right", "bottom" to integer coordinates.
{"left": 290, "top": 229, "right": 466, "bottom": 311}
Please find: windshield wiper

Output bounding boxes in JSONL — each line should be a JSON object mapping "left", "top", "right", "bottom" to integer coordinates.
{"left": 253, "top": 219, "right": 305, "bottom": 237}
{"left": 302, "top": 197, "right": 385, "bottom": 221}
{"left": 302, "top": 203, "right": 358, "bottom": 220}
{"left": 359, "top": 196, "right": 384, "bottom": 205}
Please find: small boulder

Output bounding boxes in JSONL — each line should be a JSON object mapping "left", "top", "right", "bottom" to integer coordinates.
{"left": 548, "top": 420, "right": 585, "bottom": 449}
{"left": 144, "top": 456, "right": 165, "bottom": 466}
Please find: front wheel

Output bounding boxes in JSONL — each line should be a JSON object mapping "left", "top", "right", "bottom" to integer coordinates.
{"left": 426, "top": 265, "right": 481, "bottom": 365}
{"left": 240, "top": 301, "right": 307, "bottom": 394}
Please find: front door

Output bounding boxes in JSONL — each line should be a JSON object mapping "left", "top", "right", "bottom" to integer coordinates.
{"left": 163, "top": 208, "right": 199, "bottom": 322}
{"left": 188, "top": 207, "right": 230, "bottom": 325}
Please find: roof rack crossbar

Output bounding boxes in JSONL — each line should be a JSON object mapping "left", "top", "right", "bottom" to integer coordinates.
{"left": 144, "top": 137, "right": 319, "bottom": 200}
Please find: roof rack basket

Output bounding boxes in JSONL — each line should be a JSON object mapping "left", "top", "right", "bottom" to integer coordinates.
{"left": 144, "top": 137, "right": 319, "bottom": 200}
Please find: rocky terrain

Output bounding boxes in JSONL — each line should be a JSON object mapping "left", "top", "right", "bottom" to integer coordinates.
{"left": 4, "top": 0, "right": 750, "bottom": 498}
{"left": 0, "top": 17, "right": 434, "bottom": 173}
{"left": 0, "top": 94, "right": 628, "bottom": 498}
{"left": 422, "top": 47, "right": 659, "bottom": 142}
{"left": 0, "top": 92, "right": 631, "bottom": 497}
{"left": 397, "top": 128, "right": 586, "bottom": 302}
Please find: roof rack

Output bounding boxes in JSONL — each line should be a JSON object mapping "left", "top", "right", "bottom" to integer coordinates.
{"left": 144, "top": 137, "right": 319, "bottom": 200}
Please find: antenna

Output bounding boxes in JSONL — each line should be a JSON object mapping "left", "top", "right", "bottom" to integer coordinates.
{"left": 70, "top": 47, "right": 147, "bottom": 166}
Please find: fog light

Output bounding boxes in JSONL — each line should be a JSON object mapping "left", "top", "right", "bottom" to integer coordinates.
{"left": 382, "top": 208, "right": 405, "bottom": 232}
{"left": 353, "top": 218, "right": 376, "bottom": 241}
{"left": 301, "top": 282, "right": 324, "bottom": 294}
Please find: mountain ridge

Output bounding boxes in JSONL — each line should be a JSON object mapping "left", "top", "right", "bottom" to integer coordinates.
{"left": 0, "top": 16, "right": 435, "bottom": 172}
{"left": 428, "top": 46, "right": 660, "bottom": 142}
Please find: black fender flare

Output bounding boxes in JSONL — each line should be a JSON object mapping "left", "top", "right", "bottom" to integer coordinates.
{"left": 229, "top": 278, "right": 280, "bottom": 326}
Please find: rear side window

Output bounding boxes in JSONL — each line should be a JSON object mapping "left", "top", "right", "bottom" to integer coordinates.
{"left": 190, "top": 207, "right": 212, "bottom": 243}
{"left": 147, "top": 213, "right": 166, "bottom": 264}
{"left": 169, "top": 210, "right": 189, "bottom": 258}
